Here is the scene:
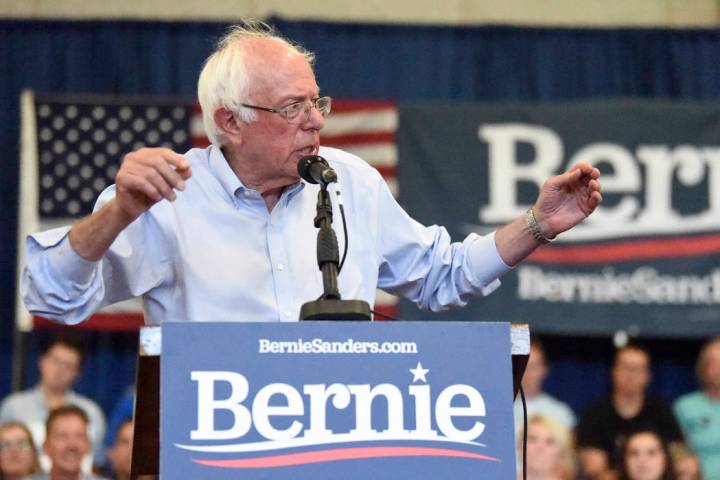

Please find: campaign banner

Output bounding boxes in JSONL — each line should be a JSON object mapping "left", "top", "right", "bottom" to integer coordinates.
{"left": 160, "top": 321, "right": 516, "bottom": 479}
{"left": 397, "top": 100, "right": 720, "bottom": 337}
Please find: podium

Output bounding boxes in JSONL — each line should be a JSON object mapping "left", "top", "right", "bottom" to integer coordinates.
{"left": 132, "top": 322, "right": 529, "bottom": 479}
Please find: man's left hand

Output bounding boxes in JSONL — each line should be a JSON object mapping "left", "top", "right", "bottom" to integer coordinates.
{"left": 533, "top": 162, "right": 602, "bottom": 238}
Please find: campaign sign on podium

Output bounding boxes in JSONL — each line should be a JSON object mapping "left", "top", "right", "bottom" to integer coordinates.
{"left": 160, "top": 321, "right": 516, "bottom": 479}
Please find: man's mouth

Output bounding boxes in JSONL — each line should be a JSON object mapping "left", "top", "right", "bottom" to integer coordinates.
{"left": 296, "top": 145, "right": 317, "bottom": 156}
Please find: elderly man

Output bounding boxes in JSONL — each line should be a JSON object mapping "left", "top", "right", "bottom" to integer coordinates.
{"left": 21, "top": 21, "right": 602, "bottom": 325}
{"left": 31, "top": 406, "right": 108, "bottom": 480}
{"left": 674, "top": 338, "right": 720, "bottom": 480}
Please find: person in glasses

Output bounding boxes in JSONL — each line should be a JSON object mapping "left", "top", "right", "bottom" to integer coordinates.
{"left": 0, "top": 422, "right": 40, "bottom": 480}
{"left": 21, "top": 20, "right": 601, "bottom": 325}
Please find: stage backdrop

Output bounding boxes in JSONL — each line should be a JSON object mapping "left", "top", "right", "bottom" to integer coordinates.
{"left": 398, "top": 99, "right": 720, "bottom": 338}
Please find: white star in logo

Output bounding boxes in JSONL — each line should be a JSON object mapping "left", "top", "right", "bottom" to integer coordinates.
{"left": 409, "top": 362, "right": 430, "bottom": 383}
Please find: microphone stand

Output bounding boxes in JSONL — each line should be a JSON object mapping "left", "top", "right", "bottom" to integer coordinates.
{"left": 299, "top": 182, "right": 371, "bottom": 321}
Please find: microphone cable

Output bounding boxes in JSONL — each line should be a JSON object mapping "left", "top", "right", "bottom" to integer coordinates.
{"left": 333, "top": 185, "right": 348, "bottom": 273}
{"left": 520, "top": 384, "right": 528, "bottom": 480}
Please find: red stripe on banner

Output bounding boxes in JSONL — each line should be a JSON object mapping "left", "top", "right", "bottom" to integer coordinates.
{"left": 193, "top": 446, "right": 500, "bottom": 469}
{"left": 528, "top": 233, "right": 720, "bottom": 265}
{"left": 33, "top": 313, "right": 145, "bottom": 332}
{"left": 328, "top": 100, "right": 396, "bottom": 113}
{"left": 321, "top": 132, "right": 395, "bottom": 146}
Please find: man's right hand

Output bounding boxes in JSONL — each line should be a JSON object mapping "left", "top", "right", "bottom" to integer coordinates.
{"left": 114, "top": 147, "right": 192, "bottom": 221}
{"left": 68, "top": 148, "right": 192, "bottom": 261}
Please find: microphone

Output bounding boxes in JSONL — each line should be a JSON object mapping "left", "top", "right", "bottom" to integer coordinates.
{"left": 298, "top": 155, "right": 337, "bottom": 186}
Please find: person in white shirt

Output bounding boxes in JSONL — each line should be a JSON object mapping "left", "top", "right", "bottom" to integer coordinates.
{"left": 514, "top": 338, "right": 577, "bottom": 434}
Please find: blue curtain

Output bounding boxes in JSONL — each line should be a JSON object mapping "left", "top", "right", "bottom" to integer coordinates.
{"left": 1, "top": 18, "right": 718, "bottom": 415}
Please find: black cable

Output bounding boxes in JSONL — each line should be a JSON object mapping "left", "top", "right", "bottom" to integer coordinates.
{"left": 519, "top": 384, "right": 528, "bottom": 480}
{"left": 370, "top": 309, "right": 399, "bottom": 321}
{"left": 337, "top": 201, "right": 348, "bottom": 273}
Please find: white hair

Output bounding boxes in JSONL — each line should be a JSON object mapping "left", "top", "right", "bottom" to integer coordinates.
{"left": 197, "top": 20, "right": 316, "bottom": 146}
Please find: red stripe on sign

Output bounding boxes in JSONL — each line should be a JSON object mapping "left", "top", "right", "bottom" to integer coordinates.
{"left": 321, "top": 132, "right": 395, "bottom": 146}
{"left": 329, "top": 100, "right": 396, "bottom": 113}
{"left": 528, "top": 233, "right": 720, "bottom": 265}
{"left": 33, "top": 313, "right": 145, "bottom": 332}
{"left": 193, "top": 446, "right": 500, "bottom": 469}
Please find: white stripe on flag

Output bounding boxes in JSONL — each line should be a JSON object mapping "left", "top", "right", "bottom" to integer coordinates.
{"left": 341, "top": 144, "right": 397, "bottom": 168}
{"left": 321, "top": 109, "right": 398, "bottom": 136}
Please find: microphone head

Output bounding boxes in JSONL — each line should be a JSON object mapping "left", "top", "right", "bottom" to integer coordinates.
{"left": 298, "top": 155, "right": 329, "bottom": 184}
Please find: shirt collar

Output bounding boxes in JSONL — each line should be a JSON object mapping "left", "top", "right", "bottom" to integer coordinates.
{"left": 208, "top": 145, "right": 305, "bottom": 206}
{"left": 208, "top": 145, "right": 244, "bottom": 203}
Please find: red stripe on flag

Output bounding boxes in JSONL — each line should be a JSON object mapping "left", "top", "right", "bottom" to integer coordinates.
{"left": 528, "top": 233, "right": 720, "bottom": 265}
{"left": 374, "top": 165, "right": 396, "bottom": 178}
{"left": 321, "top": 132, "right": 395, "bottom": 146}
{"left": 33, "top": 313, "right": 145, "bottom": 332}
{"left": 373, "top": 304, "right": 399, "bottom": 321}
{"left": 329, "top": 100, "right": 396, "bottom": 113}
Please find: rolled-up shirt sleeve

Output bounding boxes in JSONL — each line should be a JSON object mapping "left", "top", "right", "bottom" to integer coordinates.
{"left": 21, "top": 186, "right": 174, "bottom": 325}
{"left": 21, "top": 228, "right": 103, "bottom": 324}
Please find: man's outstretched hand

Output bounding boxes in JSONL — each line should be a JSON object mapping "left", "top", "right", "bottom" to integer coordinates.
{"left": 533, "top": 162, "right": 602, "bottom": 238}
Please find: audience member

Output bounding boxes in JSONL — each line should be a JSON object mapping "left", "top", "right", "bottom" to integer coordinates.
{"left": 577, "top": 345, "right": 683, "bottom": 479}
{"left": 618, "top": 430, "right": 675, "bottom": 480}
{"left": 105, "top": 419, "right": 131, "bottom": 480}
{"left": 0, "top": 421, "right": 40, "bottom": 480}
{"left": 673, "top": 337, "right": 720, "bottom": 480}
{"left": 515, "top": 338, "right": 576, "bottom": 433}
{"left": 518, "top": 414, "right": 577, "bottom": 480}
{"left": 668, "top": 443, "right": 701, "bottom": 480}
{"left": 101, "top": 389, "right": 133, "bottom": 461}
{"left": 30, "top": 406, "right": 108, "bottom": 480}
{"left": 0, "top": 335, "right": 106, "bottom": 465}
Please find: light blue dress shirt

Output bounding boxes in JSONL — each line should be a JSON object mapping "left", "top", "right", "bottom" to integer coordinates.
{"left": 22, "top": 146, "right": 510, "bottom": 325}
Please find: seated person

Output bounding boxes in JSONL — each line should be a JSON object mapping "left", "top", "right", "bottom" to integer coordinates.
{"left": 0, "top": 421, "right": 41, "bottom": 480}
{"left": 668, "top": 443, "right": 702, "bottom": 480}
{"left": 106, "top": 419, "right": 131, "bottom": 480}
{"left": 617, "top": 430, "right": 674, "bottom": 480}
{"left": 673, "top": 337, "right": 720, "bottom": 480}
{"left": 517, "top": 414, "right": 576, "bottom": 480}
{"left": 0, "top": 335, "right": 106, "bottom": 467}
{"left": 514, "top": 338, "right": 576, "bottom": 433}
{"left": 577, "top": 344, "right": 683, "bottom": 479}
{"left": 30, "top": 406, "right": 108, "bottom": 480}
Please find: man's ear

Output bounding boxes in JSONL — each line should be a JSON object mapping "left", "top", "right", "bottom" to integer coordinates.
{"left": 213, "top": 108, "right": 243, "bottom": 141}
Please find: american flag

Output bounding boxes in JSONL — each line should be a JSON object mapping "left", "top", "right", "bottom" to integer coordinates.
{"left": 17, "top": 91, "right": 399, "bottom": 331}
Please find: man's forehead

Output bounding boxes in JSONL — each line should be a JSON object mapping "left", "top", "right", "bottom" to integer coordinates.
{"left": 245, "top": 44, "right": 318, "bottom": 101}
{"left": 49, "top": 414, "right": 87, "bottom": 434}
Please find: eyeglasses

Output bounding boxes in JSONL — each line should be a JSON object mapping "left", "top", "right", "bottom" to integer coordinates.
{"left": 241, "top": 96, "right": 332, "bottom": 124}
{"left": 0, "top": 439, "right": 32, "bottom": 451}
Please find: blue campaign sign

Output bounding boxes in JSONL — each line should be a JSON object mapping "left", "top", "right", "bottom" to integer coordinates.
{"left": 160, "top": 321, "right": 516, "bottom": 479}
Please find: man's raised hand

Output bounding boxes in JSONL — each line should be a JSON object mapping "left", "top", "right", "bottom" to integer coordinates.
{"left": 114, "top": 147, "right": 192, "bottom": 220}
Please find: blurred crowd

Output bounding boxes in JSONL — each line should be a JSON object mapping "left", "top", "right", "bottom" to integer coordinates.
{"left": 0, "top": 335, "right": 150, "bottom": 480}
{"left": 0, "top": 333, "right": 718, "bottom": 480}
{"left": 516, "top": 338, "right": 720, "bottom": 480}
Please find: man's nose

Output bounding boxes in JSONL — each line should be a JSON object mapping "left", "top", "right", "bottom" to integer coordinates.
{"left": 304, "top": 104, "right": 325, "bottom": 130}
